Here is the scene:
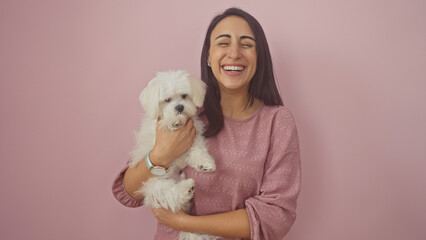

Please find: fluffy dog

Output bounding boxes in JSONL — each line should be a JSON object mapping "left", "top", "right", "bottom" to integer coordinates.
{"left": 129, "top": 70, "right": 218, "bottom": 240}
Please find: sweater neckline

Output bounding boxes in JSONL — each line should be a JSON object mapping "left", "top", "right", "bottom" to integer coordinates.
{"left": 224, "top": 103, "right": 264, "bottom": 123}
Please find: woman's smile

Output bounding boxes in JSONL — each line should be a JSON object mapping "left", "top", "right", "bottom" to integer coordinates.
{"left": 222, "top": 63, "right": 246, "bottom": 76}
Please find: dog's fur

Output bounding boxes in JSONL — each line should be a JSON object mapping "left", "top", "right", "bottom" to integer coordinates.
{"left": 129, "top": 70, "right": 218, "bottom": 240}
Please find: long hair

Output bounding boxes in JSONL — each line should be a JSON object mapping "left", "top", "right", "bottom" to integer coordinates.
{"left": 201, "top": 8, "right": 283, "bottom": 137}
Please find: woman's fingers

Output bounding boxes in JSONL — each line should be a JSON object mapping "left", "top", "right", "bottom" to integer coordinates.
{"left": 151, "top": 117, "right": 196, "bottom": 166}
{"left": 151, "top": 207, "right": 187, "bottom": 230}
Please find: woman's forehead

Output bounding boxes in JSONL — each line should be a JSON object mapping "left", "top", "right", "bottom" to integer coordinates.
{"left": 211, "top": 16, "right": 255, "bottom": 40}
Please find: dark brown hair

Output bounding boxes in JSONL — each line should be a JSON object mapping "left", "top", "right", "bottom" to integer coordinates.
{"left": 201, "top": 8, "right": 283, "bottom": 137}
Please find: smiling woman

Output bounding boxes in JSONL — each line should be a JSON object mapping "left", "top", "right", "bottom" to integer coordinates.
{"left": 113, "top": 7, "right": 301, "bottom": 240}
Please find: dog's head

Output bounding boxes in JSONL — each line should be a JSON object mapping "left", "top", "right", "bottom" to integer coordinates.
{"left": 140, "top": 70, "right": 206, "bottom": 130}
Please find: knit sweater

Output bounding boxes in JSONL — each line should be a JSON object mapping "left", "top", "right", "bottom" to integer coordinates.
{"left": 112, "top": 104, "right": 301, "bottom": 240}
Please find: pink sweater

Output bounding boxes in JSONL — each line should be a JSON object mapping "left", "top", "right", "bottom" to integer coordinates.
{"left": 112, "top": 104, "right": 301, "bottom": 240}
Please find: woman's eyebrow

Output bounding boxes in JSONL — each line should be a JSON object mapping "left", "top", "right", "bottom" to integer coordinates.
{"left": 215, "top": 34, "right": 231, "bottom": 40}
{"left": 240, "top": 35, "right": 256, "bottom": 42}
{"left": 214, "top": 34, "right": 256, "bottom": 42}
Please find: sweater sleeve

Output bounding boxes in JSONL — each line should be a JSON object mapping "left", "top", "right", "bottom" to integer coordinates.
{"left": 244, "top": 109, "right": 301, "bottom": 239}
{"left": 111, "top": 165, "right": 144, "bottom": 208}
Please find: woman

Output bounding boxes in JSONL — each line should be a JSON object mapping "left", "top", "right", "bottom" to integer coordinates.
{"left": 112, "top": 8, "right": 301, "bottom": 240}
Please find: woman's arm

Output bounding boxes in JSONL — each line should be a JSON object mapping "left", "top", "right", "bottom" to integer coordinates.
{"left": 123, "top": 153, "right": 156, "bottom": 200}
{"left": 123, "top": 118, "right": 197, "bottom": 199}
{"left": 152, "top": 208, "right": 251, "bottom": 239}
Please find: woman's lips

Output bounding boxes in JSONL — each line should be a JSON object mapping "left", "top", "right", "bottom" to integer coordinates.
{"left": 222, "top": 64, "right": 245, "bottom": 75}
{"left": 223, "top": 65, "right": 245, "bottom": 71}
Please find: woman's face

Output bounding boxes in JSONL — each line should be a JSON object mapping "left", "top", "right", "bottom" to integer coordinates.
{"left": 208, "top": 16, "right": 257, "bottom": 94}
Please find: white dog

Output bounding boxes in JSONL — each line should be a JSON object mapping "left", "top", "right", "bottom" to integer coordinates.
{"left": 129, "top": 70, "right": 218, "bottom": 240}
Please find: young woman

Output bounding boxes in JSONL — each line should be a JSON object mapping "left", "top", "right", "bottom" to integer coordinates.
{"left": 112, "top": 8, "right": 301, "bottom": 240}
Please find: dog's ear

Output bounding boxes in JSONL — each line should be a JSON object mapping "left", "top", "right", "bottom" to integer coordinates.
{"left": 189, "top": 76, "right": 207, "bottom": 108}
{"left": 139, "top": 80, "right": 160, "bottom": 119}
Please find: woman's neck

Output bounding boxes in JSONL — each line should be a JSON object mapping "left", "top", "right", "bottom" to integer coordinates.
{"left": 220, "top": 91, "right": 262, "bottom": 119}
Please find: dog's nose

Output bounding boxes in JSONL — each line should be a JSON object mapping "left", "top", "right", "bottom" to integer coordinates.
{"left": 175, "top": 105, "right": 184, "bottom": 113}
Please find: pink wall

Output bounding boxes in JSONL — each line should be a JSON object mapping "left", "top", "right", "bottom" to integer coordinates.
{"left": 1, "top": 0, "right": 425, "bottom": 239}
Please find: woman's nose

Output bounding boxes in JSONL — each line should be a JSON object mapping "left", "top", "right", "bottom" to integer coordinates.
{"left": 227, "top": 44, "right": 241, "bottom": 59}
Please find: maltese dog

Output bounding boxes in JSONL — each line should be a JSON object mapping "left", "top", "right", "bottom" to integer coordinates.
{"left": 129, "top": 70, "right": 218, "bottom": 240}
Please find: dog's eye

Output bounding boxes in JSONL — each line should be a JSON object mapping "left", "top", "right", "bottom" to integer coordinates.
{"left": 181, "top": 94, "right": 188, "bottom": 99}
{"left": 164, "top": 98, "right": 172, "bottom": 102}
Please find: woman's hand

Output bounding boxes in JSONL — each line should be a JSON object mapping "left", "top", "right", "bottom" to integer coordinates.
{"left": 150, "top": 118, "right": 196, "bottom": 167}
{"left": 151, "top": 208, "right": 189, "bottom": 231}
{"left": 151, "top": 207, "right": 251, "bottom": 238}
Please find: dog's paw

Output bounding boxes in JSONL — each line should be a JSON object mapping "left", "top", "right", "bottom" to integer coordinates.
{"left": 178, "top": 232, "right": 198, "bottom": 240}
{"left": 179, "top": 232, "right": 219, "bottom": 240}
{"left": 172, "top": 179, "right": 195, "bottom": 212}
{"left": 197, "top": 162, "right": 216, "bottom": 172}
{"left": 170, "top": 121, "right": 182, "bottom": 130}
{"left": 179, "top": 178, "right": 195, "bottom": 196}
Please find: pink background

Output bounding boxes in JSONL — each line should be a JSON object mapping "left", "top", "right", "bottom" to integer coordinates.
{"left": 1, "top": 0, "right": 425, "bottom": 239}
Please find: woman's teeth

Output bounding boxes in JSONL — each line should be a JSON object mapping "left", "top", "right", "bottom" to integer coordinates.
{"left": 223, "top": 66, "right": 244, "bottom": 72}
